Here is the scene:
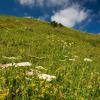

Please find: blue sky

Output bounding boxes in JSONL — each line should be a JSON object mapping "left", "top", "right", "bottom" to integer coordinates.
{"left": 0, "top": 0, "right": 100, "bottom": 34}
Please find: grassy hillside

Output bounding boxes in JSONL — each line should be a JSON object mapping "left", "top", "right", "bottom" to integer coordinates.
{"left": 0, "top": 15, "right": 100, "bottom": 100}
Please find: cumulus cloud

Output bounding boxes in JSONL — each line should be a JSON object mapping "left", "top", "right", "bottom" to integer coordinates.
{"left": 18, "top": 0, "right": 90, "bottom": 28}
{"left": 51, "top": 5, "right": 89, "bottom": 27}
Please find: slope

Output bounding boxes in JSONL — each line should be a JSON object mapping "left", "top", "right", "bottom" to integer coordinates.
{"left": 0, "top": 15, "right": 100, "bottom": 99}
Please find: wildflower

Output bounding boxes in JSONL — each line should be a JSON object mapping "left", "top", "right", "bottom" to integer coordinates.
{"left": 73, "top": 55, "right": 78, "bottom": 58}
{"left": 2, "top": 56, "right": 22, "bottom": 60}
{"left": 28, "top": 69, "right": 41, "bottom": 76}
{"left": 26, "top": 71, "right": 33, "bottom": 76}
{"left": 35, "top": 70, "right": 41, "bottom": 74}
{"left": 64, "top": 42, "right": 67, "bottom": 45}
{"left": 69, "top": 43, "right": 72, "bottom": 46}
{"left": 0, "top": 62, "right": 32, "bottom": 68}
{"left": 0, "top": 63, "right": 13, "bottom": 68}
{"left": 61, "top": 40, "right": 65, "bottom": 43}
{"left": 69, "top": 58, "right": 76, "bottom": 61}
{"left": 38, "top": 74, "right": 56, "bottom": 82}
{"left": 84, "top": 58, "right": 93, "bottom": 62}
{"left": 87, "top": 84, "right": 92, "bottom": 89}
{"left": 2, "top": 56, "right": 16, "bottom": 60}
{"left": 15, "top": 62, "right": 32, "bottom": 67}
{"left": 35, "top": 66, "right": 46, "bottom": 70}
{"left": 16, "top": 75, "right": 20, "bottom": 79}
{"left": 68, "top": 42, "right": 74, "bottom": 46}
{"left": 64, "top": 55, "right": 68, "bottom": 58}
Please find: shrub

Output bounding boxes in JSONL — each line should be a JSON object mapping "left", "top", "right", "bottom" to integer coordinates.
{"left": 50, "top": 21, "right": 58, "bottom": 27}
{"left": 58, "top": 23, "right": 63, "bottom": 27}
{"left": 50, "top": 21, "right": 63, "bottom": 27}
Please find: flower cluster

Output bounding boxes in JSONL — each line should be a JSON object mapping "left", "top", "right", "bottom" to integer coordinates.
{"left": 84, "top": 58, "right": 93, "bottom": 62}
{"left": 38, "top": 74, "right": 56, "bottom": 82}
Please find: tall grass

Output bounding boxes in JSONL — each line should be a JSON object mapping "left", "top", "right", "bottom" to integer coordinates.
{"left": 0, "top": 15, "right": 100, "bottom": 100}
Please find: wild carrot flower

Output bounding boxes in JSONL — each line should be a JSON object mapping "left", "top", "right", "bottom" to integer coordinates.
{"left": 73, "top": 55, "right": 78, "bottom": 58}
{"left": 35, "top": 66, "right": 46, "bottom": 70}
{"left": 15, "top": 62, "right": 32, "bottom": 67}
{"left": 38, "top": 74, "right": 56, "bottom": 82}
{"left": 69, "top": 58, "right": 76, "bottom": 61}
{"left": 2, "top": 56, "right": 22, "bottom": 60}
{"left": 26, "top": 71, "right": 33, "bottom": 76}
{"left": 84, "top": 58, "right": 93, "bottom": 62}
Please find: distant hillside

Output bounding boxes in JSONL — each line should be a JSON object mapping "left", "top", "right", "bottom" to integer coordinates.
{"left": 0, "top": 15, "right": 99, "bottom": 62}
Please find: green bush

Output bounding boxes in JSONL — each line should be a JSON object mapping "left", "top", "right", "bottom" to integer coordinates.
{"left": 50, "top": 21, "right": 63, "bottom": 27}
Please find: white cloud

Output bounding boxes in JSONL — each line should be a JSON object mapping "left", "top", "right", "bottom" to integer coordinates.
{"left": 51, "top": 5, "right": 89, "bottom": 27}
{"left": 18, "top": 0, "right": 97, "bottom": 9}
{"left": 18, "top": 0, "right": 69, "bottom": 7}
{"left": 18, "top": 0, "right": 44, "bottom": 6}
{"left": 37, "top": 0, "right": 44, "bottom": 6}
{"left": 18, "top": 0, "right": 90, "bottom": 28}
{"left": 18, "top": 0, "right": 35, "bottom": 6}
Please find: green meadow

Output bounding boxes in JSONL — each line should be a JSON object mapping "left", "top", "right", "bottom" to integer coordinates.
{"left": 0, "top": 15, "right": 100, "bottom": 100}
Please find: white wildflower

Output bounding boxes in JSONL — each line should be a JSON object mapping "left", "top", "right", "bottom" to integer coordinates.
{"left": 0, "top": 62, "right": 32, "bottom": 68}
{"left": 26, "top": 71, "right": 33, "bottom": 76}
{"left": 35, "top": 66, "right": 46, "bottom": 70}
{"left": 64, "top": 55, "right": 68, "bottom": 58}
{"left": 28, "top": 69, "right": 41, "bottom": 75}
{"left": 69, "top": 58, "right": 76, "bottom": 61}
{"left": 73, "top": 55, "right": 78, "bottom": 58}
{"left": 0, "top": 63, "right": 12, "bottom": 68}
{"left": 64, "top": 42, "right": 67, "bottom": 45}
{"left": 2, "top": 56, "right": 22, "bottom": 60}
{"left": 69, "top": 43, "right": 72, "bottom": 46}
{"left": 71, "top": 42, "right": 74, "bottom": 45}
{"left": 38, "top": 74, "right": 56, "bottom": 82}
{"left": 15, "top": 62, "right": 32, "bottom": 67}
{"left": 2, "top": 56, "right": 16, "bottom": 60}
{"left": 68, "top": 42, "right": 74, "bottom": 46}
{"left": 84, "top": 58, "right": 93, "bottom": 62}
{"left": 61, "top": 40, "right": 65, "bottom": 43}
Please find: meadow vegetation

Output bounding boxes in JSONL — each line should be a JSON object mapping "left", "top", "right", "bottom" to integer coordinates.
{"left": 0, "top": 15, "right": 100, "bottom": 100}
